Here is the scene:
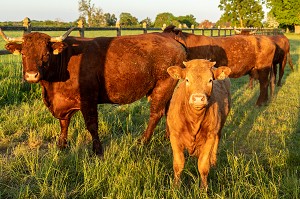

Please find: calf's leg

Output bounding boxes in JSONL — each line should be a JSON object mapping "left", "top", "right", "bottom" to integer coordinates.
{"left": 198, "top": 133, "right": 216, "bottom": 190}
{"left": 170, "top": 135, "right": 185, "bottom": 186}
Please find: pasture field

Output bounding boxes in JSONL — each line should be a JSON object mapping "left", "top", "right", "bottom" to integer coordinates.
{"left": 0, "top": 31, "right": 299, "bottom": 198}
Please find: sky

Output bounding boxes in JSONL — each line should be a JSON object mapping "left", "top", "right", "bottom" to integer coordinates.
{"left": 0, "top": 0, "right": 224, "bottom": 23}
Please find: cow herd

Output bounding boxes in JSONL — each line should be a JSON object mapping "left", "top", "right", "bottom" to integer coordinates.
{"left": 0, "top": 26, "right": 293, "bottom": 190}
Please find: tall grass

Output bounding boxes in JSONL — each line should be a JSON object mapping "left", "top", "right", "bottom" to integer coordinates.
{"left": 0, "top": 32, "right": 299, "bottom": 198}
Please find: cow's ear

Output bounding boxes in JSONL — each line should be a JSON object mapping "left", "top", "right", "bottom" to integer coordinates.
{"left": 51, "top": 42, "right": 68, "bottom": 55}
{"left": 212, "top": 66, "right": 231, "bottom": 80}
{"left": 167, "top": 66, "right": 185, "bottom": 80}
{"left": 5, "top": 42, "right": 22, "bottom": 55}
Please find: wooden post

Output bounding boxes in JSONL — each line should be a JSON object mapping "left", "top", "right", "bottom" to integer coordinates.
{"left": 201, "top": 29, "right": 204, "bottom": 36}
{"left": 77, "top": 19, "right": 84, "bottom": 38}
{"left": 178, "top": 24, "right": 182, "bottom": 29}
{"left": 23, "top": 17, "right": 31, "bottom": 34}
{"left": 210, "top": 29, "right": 213, "bottom": 36}
{"left": 191, "top": 25, "right": 194, "bottom": 34}
{"left": 116, "top": 21, "right": 121, "bottom": 36}
{"left": 143, "top": 22, "right": 147, "bottom": 34}
{"left": 218, "top": 26, "right": 221, "bottom": 36}
{"left": 162, "top": 24, "right": 166, "bottom": 30}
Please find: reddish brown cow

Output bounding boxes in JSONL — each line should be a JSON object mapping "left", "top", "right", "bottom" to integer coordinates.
{"left": 166, "top": 59, "right": 231, "bottom": 190}
{"left": 234, "top": 29, "right": 294, "bottom": 87}
{"left": 0, "top": 28, "right": 187, "bottom": 155}
{"left": 164, "top": 26, "right": 276, "bottom": 106}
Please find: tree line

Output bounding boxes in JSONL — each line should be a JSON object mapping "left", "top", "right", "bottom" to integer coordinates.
{"left": 0, "top": 0, "right": 299, "bottom": 32}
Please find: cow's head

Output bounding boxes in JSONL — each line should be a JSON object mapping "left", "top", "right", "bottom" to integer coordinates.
{"left": 167, "top": 59, "right": 231, "bottom": 111}
{"left": 0, "top": 28, "right": 74, "bottom": 83}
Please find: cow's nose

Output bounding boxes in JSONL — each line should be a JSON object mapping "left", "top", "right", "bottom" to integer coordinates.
{"left": 24, "top": 71, "right": 40, "bottom": 83}
{"left": 189, "top": 93, "right": 208, "bottom": 109}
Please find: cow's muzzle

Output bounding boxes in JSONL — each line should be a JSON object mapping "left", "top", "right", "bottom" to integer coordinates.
{"left": 24, "top": 71, "right": 41, "bottom": 83}
{"left": 189, "top": 93, "right": 208, "bottom": 110}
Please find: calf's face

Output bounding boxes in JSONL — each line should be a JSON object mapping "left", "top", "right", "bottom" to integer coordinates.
{"left": 167, "top": 59, "right": 231, "bottom": 111}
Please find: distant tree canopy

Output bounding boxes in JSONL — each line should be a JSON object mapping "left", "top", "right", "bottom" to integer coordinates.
{"left": 154, "top": 12, "right": 197, "bottom": 28}
{"left": 78, "top": 0, "right": 106, "bottom": 27}
{"left": 119, "top": 12, "right": 139, "bottom": 27}
{"left": 218, "top": 0, "right": 264, "bottom": 27}
{"left": 104, "top": 13, "right": 117, "bottom": 26}
{"left": 266, "top": 0, "right": 300, "bottom": 31}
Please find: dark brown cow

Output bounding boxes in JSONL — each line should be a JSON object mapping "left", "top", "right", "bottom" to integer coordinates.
{"left": 164, "top": 26, "right": 276, "bottom": 106}
{"left": 234, "top": 29, "right": 294, "bottom": 87}
{"left": 166, "top": 59, "right": 231, "bottom": 190}
{"left": 0, "top": 28, "right": 187, "bottom": 155}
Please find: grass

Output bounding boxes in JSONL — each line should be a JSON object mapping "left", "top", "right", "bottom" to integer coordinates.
{"left": 0, "top": 31, "right": 299, "bottom": 198}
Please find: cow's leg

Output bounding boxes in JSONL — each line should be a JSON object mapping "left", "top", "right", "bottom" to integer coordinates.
{"left": 140, "top": 78, "right": 177, "bottom": 143}
{"left": 57, "top": 118, "right": 71, "bottom": 149}
{"left": 270, "top": 65, "right": 276, "bottom": 97}
{"left": 170, "top": 135, "right": 185, "bottom": 186}
{"left": 198, "top": 133, "right": 216, "bottom": 191}
{"left": 278, "top": 57, "right": 287, "bottom": 86}
{"left": 256, "top": 68, "right": 270, "bottom": 106}
{"left": 81, "top": 102, "right": 103, "bottom": 156}
{"left": 248, "top": 76, "right": 254, "bottom": 89}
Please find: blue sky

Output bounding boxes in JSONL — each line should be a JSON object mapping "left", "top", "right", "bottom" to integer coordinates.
{"left": 0, "top": 0, "right": 223, "bottom": 23}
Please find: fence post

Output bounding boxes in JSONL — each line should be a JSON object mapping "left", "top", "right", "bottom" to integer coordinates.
{"left": 162, "top": 24, "right": 166, "bottom": 30}
{"left": 23, "top": 17, "right": 31, "bottom": 34}
{"left": 116, "top": 21, "right": 121, "bottom": 36}
{"left": 143, "top": 22, "right": 147, "bottom": 34}
{"left": 77, "top": 19, "right": 84, "bottom": 38}
{"left": 191, "top": 25, "right": 195, "bottom": 34}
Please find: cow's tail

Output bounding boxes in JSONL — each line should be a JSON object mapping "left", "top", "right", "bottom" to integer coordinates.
{"left": 287, "top": 52, "right": 294, "bottom": 72}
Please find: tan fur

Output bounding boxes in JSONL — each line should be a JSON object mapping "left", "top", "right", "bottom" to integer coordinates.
{"left": 167, "top": 59, "right": 231, "bottom": 190}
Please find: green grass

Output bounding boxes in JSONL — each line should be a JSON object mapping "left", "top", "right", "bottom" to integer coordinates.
{"left": 0, "top": 32, "right": 299, "bottom": 198}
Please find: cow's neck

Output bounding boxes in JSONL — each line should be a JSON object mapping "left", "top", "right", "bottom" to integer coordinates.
{"left": 184, "top": 100, "right": 207, "bottom": 136}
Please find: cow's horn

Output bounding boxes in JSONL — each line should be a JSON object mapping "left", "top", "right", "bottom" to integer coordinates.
{"left": 50, "top": 27, "right": 75, "bottom": 42}
{"left": 0, "top": 28, "right": 24, "bottom": 42}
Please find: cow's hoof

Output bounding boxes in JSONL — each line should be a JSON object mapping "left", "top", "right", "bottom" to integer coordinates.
{"left": 57, "top": 139, "right": 68, "bottom": 149}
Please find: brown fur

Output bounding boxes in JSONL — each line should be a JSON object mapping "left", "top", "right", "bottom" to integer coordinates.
{"left": 4, "top": 31, "right": 187, "bottom": 155}
{"left": 164, "top": 26, "right": 276, "bottom": 106}
{"left": 235, "top": 31, "right": 294, "bottom": 87}
{"left": 167, "top": 59, "right": 231, "bottom": 190}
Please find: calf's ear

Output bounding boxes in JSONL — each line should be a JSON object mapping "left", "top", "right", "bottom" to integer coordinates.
{"left": 5, "top": 42, "right": 22, "bottom": 55}
{"left": 212, "top": 66, "right": 231, "bottom": 80}
{"left": 51, "top": 42, "right": 68, "bottom": 55}
{"left": 167, "top": 66, "right": 185, "bottom": 80}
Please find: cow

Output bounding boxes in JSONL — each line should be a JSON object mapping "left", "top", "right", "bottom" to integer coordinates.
{"left": 234, "top": 29, "right": 294, "bottom": 87}
{"left": 164, "top": 26, "right": 276, "bottom": 106}
{"left": 166, "top": 59, "right": 231, "bottom": 190}
{"left": 0, "top": 28, "right": 187, "bottom": 155}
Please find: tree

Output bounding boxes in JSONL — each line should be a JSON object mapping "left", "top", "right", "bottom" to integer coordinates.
{"left": 218, "top": 0, "right": 264, "bottom": 27}
{"left": 140, "top": 17, "right": 153, "bottom": 27}
{"left": 266, "top": 0, "right": 300, "bottom": 32}
{"left": 78, "top": 0, "right": 105, "bottom": 27}
{"left": 105, "top": 13, "right": 117, "bottom": 26}
{"left": 177, "top": 15, "right": 198, "bottom": 28}
{"left": 154, "top": 12, "right": 177, "bottom": 27}
{"left": 119, "top": 12, "right": 139, "bottom": 27}
{"left": 198, "top": 20, "right": 214, "bottom": 28}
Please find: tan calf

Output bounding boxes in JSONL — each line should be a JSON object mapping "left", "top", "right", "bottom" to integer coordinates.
{"left": 166, "top": 59, "right": 231, "bottom": 190}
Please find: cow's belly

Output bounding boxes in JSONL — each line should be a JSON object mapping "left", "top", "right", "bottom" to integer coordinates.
{"left": 103, "top": 65, "right": 156, "bottom": 104}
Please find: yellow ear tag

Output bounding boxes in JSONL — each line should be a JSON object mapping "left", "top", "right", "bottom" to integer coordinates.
{"left": 218, "top": 72, "right": 226, "bottom": 80}
{"left": 53, "top": 49, "right": 59, "bottom": 55}
{"left": 13, "top": 50, "right": 20, "bottom": 55}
